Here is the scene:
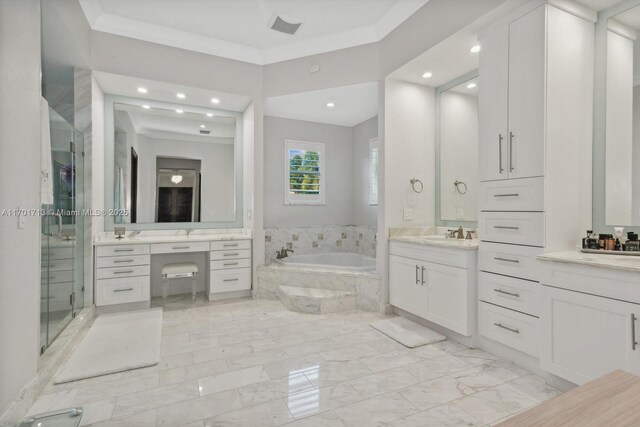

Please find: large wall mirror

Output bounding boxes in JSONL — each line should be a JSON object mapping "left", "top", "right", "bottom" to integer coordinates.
{"left": 105, "top": 96, "right": 243, "bottom": 230}
{"left": 437, "top": 72, "right": 479, "bottom": 225}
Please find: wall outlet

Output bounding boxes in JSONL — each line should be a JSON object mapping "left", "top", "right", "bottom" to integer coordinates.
{"left": 403, "top": 208, "right": 413, "bottom": 220}
{"left": 456, "top": 208, "right": 465, "bottom": 220}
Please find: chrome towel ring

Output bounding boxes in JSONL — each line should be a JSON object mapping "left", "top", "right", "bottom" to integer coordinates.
{"left": 410, "top": 178, "right": 423, "bottom": 193}
{"left": 454, "top": 180, "right": 467, "bottom": 195}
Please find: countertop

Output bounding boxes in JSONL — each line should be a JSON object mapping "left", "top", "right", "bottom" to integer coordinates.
{"left": 93, "top": 229, "right": 252, "bottom": 246}
{"left": 538, "top": 249, "right": 640, "bottom": 273}
{"left": 389, "top": 235, "right": 479, "bottom": 250}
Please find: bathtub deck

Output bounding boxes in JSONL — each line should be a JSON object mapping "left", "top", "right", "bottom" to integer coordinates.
{"left": 277, "top": 285, "right": 356, "bottom": 315}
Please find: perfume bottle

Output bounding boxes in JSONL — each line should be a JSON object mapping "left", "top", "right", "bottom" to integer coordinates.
{"left": 625, "top": 232, "right": 640, "bottom": 252}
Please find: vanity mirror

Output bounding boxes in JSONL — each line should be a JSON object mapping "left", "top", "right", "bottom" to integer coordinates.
{"left": 105, "top": 97, "right": 243, "bottom": 230}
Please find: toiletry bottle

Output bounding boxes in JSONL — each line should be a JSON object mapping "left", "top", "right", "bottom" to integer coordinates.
{"left": 606, "top": 234, "right": 616, "bottom": 251}
{"left": 615, "top": 238, "right": 622, "bottom": 251}
{"left": 582, "top": 230, "right": 591, "bottom": 249}
{"left": 625, "top": 232, "right": 640, "bottom": 251}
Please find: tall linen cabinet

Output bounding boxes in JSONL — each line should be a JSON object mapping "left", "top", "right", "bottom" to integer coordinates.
{"left": 476, "top": 1, "right": 595, "bottom": 358}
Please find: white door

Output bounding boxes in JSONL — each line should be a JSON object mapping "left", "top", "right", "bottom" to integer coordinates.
{"left": 424, "top": 262, "right": 470, "bottom": 336}
{"left": 479, "top": 25, "right": 509, "bottom": 182}
{"left": 507, "top": 6, "right": 546, "bottom": 179}
{"left": 541, "top": 286, "right": 640, "bottom": 385}
{"left": 389, "top": 255, "right": 427, "bottom": 318}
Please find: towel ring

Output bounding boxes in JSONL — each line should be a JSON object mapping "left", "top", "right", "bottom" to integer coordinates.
{"left": 410, "top": 178, "right": 423, "bottom": 193}
{"left": 454, "top": 180, "right": 467, "bottom": 195}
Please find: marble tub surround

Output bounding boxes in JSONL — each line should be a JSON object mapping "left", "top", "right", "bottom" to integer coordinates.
{"left": 25, "top": 299, "right": 561, "bottom": 427}
{"left": 538, "top": 250, "right": 640, "bottom": 272}
{"left": 94, "top": 228, "right": 251, "bottom": 245}
{"left": 277, "top": 286, "right": 356, "bottom": 314}
{"left": 265, "top": 225, "right": 376, "bottom": 261}
{"left": 256, "top": 265, "right": 380, "bottom": 312}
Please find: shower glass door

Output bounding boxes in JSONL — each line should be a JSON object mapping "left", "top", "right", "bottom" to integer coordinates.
{"left": 40, "top": 108, "right": 84, "bottom": 353}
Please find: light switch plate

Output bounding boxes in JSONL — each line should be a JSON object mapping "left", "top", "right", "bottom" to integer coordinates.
{"left": 403, "top": 208, "right": 413, "bottom": 220}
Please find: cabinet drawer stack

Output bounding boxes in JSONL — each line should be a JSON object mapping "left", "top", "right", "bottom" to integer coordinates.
{"left": 95, "top": 244, "right": 150, "bottom": 306}
{"left": 210, "top": 240, "right": 252, "bottom": 294}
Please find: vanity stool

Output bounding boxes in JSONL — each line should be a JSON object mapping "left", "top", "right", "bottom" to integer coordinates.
{"left": 161, "top": 262, "right": 198, "bottom": 304}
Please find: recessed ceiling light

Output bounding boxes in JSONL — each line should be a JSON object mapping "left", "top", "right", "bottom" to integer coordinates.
{"left": 211, "top": 98, "right": 220, "bottom": 104}
{"left": 470, "top": 44, "right": 481, "bottom": 53}
{"left": 200, "top": 125, "right": 205, "bottom": 128}
{"left": 422, "top": 72, "right": 433, "bottom": 79}
{"left": 142, "top": 105, "right": 150, "bottom": 109}
{"left": 175, "top": 109, "right": 184, "bottom": 114}
{"left": 137, "top": 87, "right": 148, "bottom": 94}
{"left": 176, "top": 93, "right": 186, "bottom": 99}
{"left": 206, "top": 113, "right": 213, "bottom": 117}
{"left": 467, "top": 82, "right": 477, "bottom": 89}
{"left": 326, "top": 102, "right": 335, "bottom": 108}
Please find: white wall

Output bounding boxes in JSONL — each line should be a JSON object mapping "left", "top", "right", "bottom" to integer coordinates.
{"left": 440, "top": 90, "right": 478, "bottom": 222}
{"left": 92, "top": 76, "right": 105, "bottom": 233}
{"left": 352, "top": 116, "right": 379, "bottom": 226}
{"left": 0, "top": 0, "right": 41, "bottom": 417}
{"left": 135, "top": 136, "right": 235, "bottom": 223}
{"left": 384, "top": 78, "right": 436, "bottom": 227}
{"left": 264, "top": 116, "right": 355, "bottom": 227}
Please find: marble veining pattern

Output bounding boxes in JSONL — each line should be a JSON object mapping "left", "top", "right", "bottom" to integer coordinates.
{"left": 26, "top": 299, "right": 561, "bottom": 426}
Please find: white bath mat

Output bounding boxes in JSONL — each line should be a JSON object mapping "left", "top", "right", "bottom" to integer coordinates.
{"left": 370, "top": 316, "right": 445, "bottom": 348}
{"left": 55, "top": 308, "right": 163, "bottom": 384}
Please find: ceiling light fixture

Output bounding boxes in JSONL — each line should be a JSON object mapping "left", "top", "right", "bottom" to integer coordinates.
{"left": 206, "top": 113, "right": 213, "bottom": 117}
{"left": 176, "top": 93, "right": 186, "bottom": 99}
{"left": 211, "top": 98, "right": 220, "bottom": 104}
{"left": 175, "top": 109, "right": 184, "bottom": 114}
{"left": 137, "top": 87, "right": 148, "bottom": 94}
{"left": 171, "top": 175, "right": 183, "bottom": 184}
{"left": 142, "top": 105, "right": 150, "bottom": 109}
{"left": 467, "top": 82, "right": 477, "bottom": 89}
{"left": 326, "top": 102, "right": 335, "bottom": 108}
{"left": 200, "top": 125, "right": 205, "bottom": 128}
{"left": 470, "top": 44, "right": 481, "bottom": 53}
{"left": 422, "top": 72, "right": 433, "bottom": 79}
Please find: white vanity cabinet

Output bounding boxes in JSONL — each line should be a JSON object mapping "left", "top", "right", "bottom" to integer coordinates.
{"left": 389, "top": 241, "right": 477, "bottom": 336}
{"left": 95, "top": 244, "right": 151, "bottom": 307}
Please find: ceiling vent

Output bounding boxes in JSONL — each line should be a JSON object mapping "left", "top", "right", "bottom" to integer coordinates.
{"left": 269, "top": 14, "right": 303, "bottom": 35}
{"left": 199, "top": 130, "right": 211, "bottom": 135}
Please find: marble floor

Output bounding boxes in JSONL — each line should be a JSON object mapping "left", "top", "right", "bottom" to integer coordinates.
{"left": 27, "top": 299, "right": 561, "bottom": 427}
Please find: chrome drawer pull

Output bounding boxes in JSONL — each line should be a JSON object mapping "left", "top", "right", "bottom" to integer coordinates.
{"left": 223, "top": 253, "right": 240, "bottom": 257}
{"left": 493, "top": 257, "right": 520, "bottom": 263}
{"left": 113, "top": 288, "right": 134, "bottom": 292}
{"left": 494, "top": 322, "right": 519, "bottom": 334}
{"left": 493, "top": 193, "right": 519, "bottom": 198}
{"left": 224, "top": 262, "right": 239, "bottom": 266}
{"left": 223, "top": 278, "right": 239, "bottom": 282}
{"left": 493, "top": 226, "right": 520, "bottom": 230}
{"left": 173, "top": 246, "right": 190, "bottom": 250}
{"left": 113, "top": 259, "right": 134, "bottom": 263}
{"left": 113, "top": 270, "right": 134, "bottom": 274}
{"left": 494, "top": 288, "right": 520, "bottom": 298}
{"left": 223, "top": 243, "right": 239, "bottom": 247}
{"left": 114, "top": 248, "right": 134, "bottom": 252}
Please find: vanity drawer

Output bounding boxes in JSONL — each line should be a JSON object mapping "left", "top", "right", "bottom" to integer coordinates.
{"left": 96, "top": 255, "right": 150, "bottom": 268}
{"left": 479, "top": 242, "right": 542, "bottom": 281}
{"left": 479, "top": 211, "right": 544, "bottom": 247}
{"left": 210, "top": 268, "right": 251, "bottom": 293}
{"left": 210, "top": 240, "right": 251, "bottom": 251}
{"left": 42, "top": 259, "right": 74, "bottom": 271}
{"left": 48, "top": 247, "right": 74, "bottom": 260}
{"left": 478, "top": 301, "right": 539, "bottom": 357}
{"left": 96, "top": 265, "right": 150, "bottom": 280}
{"left": 210, "top": 258, "right": 251, "bottom": 270}
{"left": 97, "top": 244, "right": 150, "bottom": 257}
{"left": 478, "top": 272, "right": 541, "bottom": 317}
{"left": 41, "top": 270, "right": 73, "bottom": 284}
{"left": 151, "top": 241, "right": 210, "bottom": 254}
{"left": 96, "top": 276, "right": 150, "bottom": 306}
{"left": 479, "top": 177, "right": 544, "bottom": 212}
{"left": 210, "top": 249, "right": 251, "bottom": 261}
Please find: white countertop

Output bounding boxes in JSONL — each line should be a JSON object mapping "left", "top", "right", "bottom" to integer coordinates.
{"left": 538, "top": 250, "right": 640, "bottom": 273}
{"left": 389, "top": 235, "right": 479, "bottom": 250}
{"left": 94, "top": 229, "right": 252, "bottom": 246}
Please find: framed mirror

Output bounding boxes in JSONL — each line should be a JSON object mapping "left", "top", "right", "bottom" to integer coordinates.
{"left": 104, "top": 96, "right": 243, "bottom": 230}
{"left": 436, "top": 71, "right": 479, "bottom": 226}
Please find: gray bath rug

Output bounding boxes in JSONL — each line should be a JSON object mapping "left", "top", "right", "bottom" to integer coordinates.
{"left": 370, "top": 316, "right": 446, "bottom": 348}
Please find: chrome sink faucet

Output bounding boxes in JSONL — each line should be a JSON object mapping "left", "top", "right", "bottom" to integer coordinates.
{"left": 446, "top": 227, "right": 465, "bottom": 239}
{"left": 276, "top": 247, "right": 294, "bottom": 259}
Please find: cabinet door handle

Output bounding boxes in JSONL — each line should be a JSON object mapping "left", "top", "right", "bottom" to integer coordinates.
{"left": 494, "top": 288, "right": 520, "bottom": 298}
{"left": 415, "top": 265, "right": 419, "bottom": 285}
{"left": 632, "top": 314, "right": 638, "bottom": 351}
{"left": 113, "top": 288, "right": 134, "bottom": 293}
{"left": 113, "top": 259, "right": 134, "bottom": 263}
{"left": 509, "top": 131, "right": 514, "bottom": 172}
{"left": 114, "top": 248, "right": 134, "bottom": 252}
{"left": 223, "top": 278, "right": 239, "bottom": 282}
{"left": 113, "top": 270, "right": 134, "bottom": 275}
{"left": 498, "top": 134, "right": 504, "bottom": 174}
{"left": 493, "top": 225, "right": 520, "bottom": 230}
{"left": 493, "top": 257, "right": 520, "bottom": 263}
{"left": 421, "top": 266, "right": 426, "bottom": 286}
{"left": 223, "top": 253, "right": 239, "bottom": 257}
{"left": 493, "top": 193, "right": 519, "bottom": 198}
{"left": 172, "top": 246, "right": 190, "bottom": 250}
{"left": 494, "top": 322, "right": 519, "bottom": 334}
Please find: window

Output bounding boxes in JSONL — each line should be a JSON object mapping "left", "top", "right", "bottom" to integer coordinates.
{"left": 369, "top": 137, "right": 379, "bottom": 205}
{"left": 284, "top": 140, "right": 325, "bottom": 205}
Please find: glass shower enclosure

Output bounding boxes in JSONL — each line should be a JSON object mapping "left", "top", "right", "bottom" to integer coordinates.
{"left": 40, "top": 107, "right": 84, "bottom": 354}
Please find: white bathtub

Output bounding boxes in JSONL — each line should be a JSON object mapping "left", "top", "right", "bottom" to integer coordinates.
{"left": 272, "top": 252, "right": 376, "bottom": 272}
